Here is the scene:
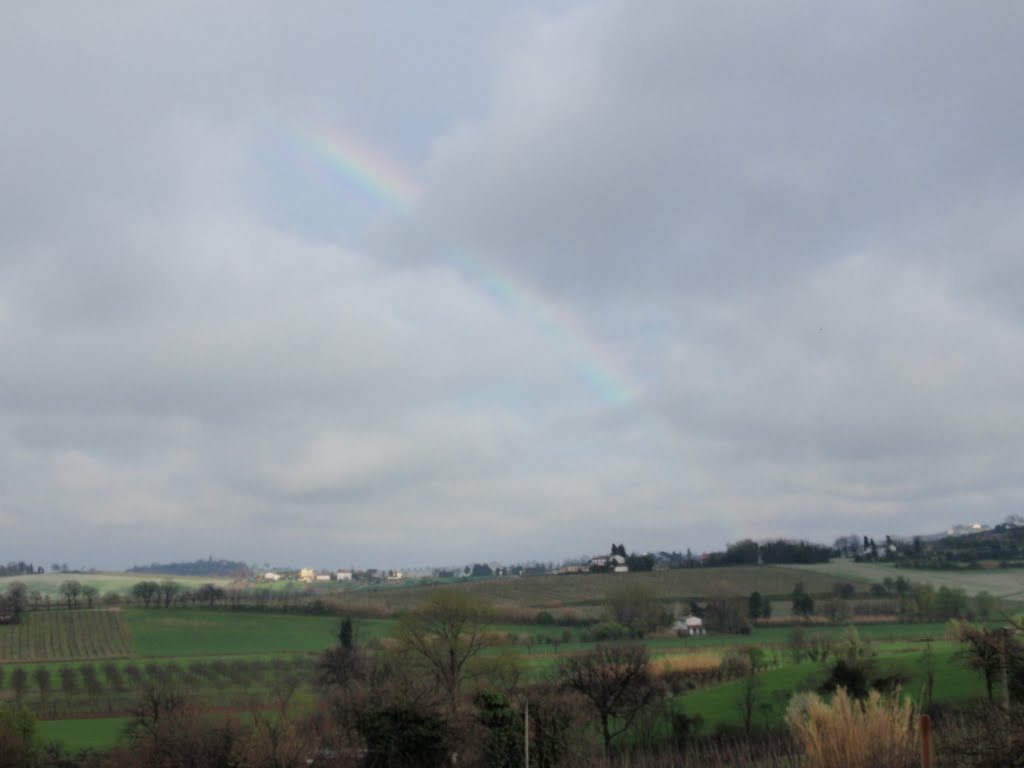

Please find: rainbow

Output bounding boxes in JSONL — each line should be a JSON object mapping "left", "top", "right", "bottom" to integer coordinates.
{"left": 294, "top": 128, "right": 420, "bottom": 213}
{"left": 295, "top": 128, "right": 636, "bottom": 405}
{"left": 447, "top": 252, "right": 634, "bottom": 405}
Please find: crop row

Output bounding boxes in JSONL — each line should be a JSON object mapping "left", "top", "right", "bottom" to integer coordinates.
{"left": 0, "top": 656, "right": 317, "bottom": 717}
{"left": 0, "top": 610, "right": 131, "bottom": 661}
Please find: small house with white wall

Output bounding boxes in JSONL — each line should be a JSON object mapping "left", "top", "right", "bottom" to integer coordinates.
{"left": 673, "top": 615, "right": 705, "bottom": 636}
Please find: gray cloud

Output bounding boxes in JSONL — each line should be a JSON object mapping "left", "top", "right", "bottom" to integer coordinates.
{"left": 412, "top": 1, "right": 1024, "bottom": 299}
{"left": 2, "top": 1, "right": 1023, "bottom": 570}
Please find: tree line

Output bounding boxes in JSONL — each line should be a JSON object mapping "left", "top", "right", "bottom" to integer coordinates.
{"left": 703, "top": 539, "right": 832, "bottom": 566}
{"left": 0, "top": 561, "right": 43, "bottom": 577}
{"left": 126, "top": 558, "right": 252, "bottom": 578}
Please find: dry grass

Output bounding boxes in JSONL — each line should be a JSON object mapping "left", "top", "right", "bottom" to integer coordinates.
{"left": 787, "top": 688, "right": 917, "bottom": 768}
{"left": 656, "top": 653, "right": 722, "bottom": 676}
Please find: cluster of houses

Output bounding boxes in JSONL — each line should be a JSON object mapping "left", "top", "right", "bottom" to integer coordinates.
{"left": 260, "top": 568, "right": 406, "bottom": 584}
{"left": 262, "top": 569, "right": 354, "bottom": 583}
{"left": 946, "top": 522, "right": 991, "bottom": 536}
{"left": 554, "top": 554, "right": 631, "bottom": 575}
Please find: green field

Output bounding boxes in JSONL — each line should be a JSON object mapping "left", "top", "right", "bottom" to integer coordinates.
{"left": 37, "top": 717, "right": 132, "bottom": 751}
{"left": 792, "top": 560, "right": 1024, "bottom": 602}
{"left": 678, "top": 642, "right": 986, "bottom": 734}
{"left": 0, "top": 572, "right": 237, "bottom": 599}
{"left": 0, "top": 613, "right": 999, "bottom": 754}
{"left": 124, "top": 609, "right": 350, "bottom": 657}
{"left": 1, "top": 568, "right": 1013, "bottom": 757}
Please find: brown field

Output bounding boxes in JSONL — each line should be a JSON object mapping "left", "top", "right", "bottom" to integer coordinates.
{"left": 319, "top": 565, "right": 863, "bottom": 617}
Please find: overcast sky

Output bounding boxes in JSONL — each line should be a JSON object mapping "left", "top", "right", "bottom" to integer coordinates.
{"left": 3, "top": 2, "right": 1024, "bottom": 571}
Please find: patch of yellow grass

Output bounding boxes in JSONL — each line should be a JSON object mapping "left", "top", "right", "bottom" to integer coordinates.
{"left": 657, "top": 652, "right": 722, "bottom": 676}
{"left": 787, "top": 688, "right": 917, "bottom": 768}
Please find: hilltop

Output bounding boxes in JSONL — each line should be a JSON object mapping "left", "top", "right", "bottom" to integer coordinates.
{"left": 126, "top": 558, "right": 251, "bottom": 578}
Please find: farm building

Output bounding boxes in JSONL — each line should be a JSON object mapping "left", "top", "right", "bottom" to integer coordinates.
{"left": 589, "top": 554, "right": 629, "bottom": 573}
{"left": 673, "top": 615, "right": 705, "bottom": 636}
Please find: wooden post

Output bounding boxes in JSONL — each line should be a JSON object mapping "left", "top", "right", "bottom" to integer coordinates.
{"left": 524, "top": 698, "right": 530, "bottom": 768}
{"left": 1001, "top": 630, "right": 1010, "bottom": 711}
{"left": 919, "top": 714, "right": 932, "bottom": 768}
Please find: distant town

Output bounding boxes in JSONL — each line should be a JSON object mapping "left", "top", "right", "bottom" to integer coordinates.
{"left": 22, "top": 514, "right": 1010, "bottom": 585}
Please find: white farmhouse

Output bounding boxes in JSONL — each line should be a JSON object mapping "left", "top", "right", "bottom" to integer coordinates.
{"left": 673, "top": 615, "right": 705, "bottom": 636}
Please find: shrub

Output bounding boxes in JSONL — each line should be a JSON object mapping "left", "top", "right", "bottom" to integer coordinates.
{"left": 717, "top": 653, "right": 751, "bottom": 681}
{"left": 474, "top": 691, "right": 521, "bottom": 768}
{"left": 356, "top": 705, "right": 450, "bottom": 768}
{"left": 819, "top": 660, "right": 869, "bottom": 700}
{"left": 937, "top": 702, "right": 1024, "bottom": 767}
{"left": 588, "top": 621, "right": 630, "bottom": 642}
{"left": 787, "top": 688, "right": 916, "bottom": 768}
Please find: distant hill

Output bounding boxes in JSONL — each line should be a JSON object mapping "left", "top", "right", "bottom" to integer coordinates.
{"left": 895, "top": 524, "right": 1024, "bottom": 569}
{"left": 127, "top": 558, "right": 251, "bottom": 578}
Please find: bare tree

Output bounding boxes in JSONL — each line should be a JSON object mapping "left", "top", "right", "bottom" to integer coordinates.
{"left": 394, "top": 589, "right": 493, "bottom": 712}
{"left": 558, "top": 643, "right": 664, "bottom": 754}
{"left": 81, "top": 585, "right": 99, "bottom": 609}
{"left": 59, "top": 666, "right": 79, "bottom": 706}
{"left": 32, "top": 667, "right": 52, "bottom": 712}
{"left": 132, "top": 581, "right": 160, "bottom": 608}
{"left": 58, "top": 580, "right": 82, "bottom": 610}
{"left": 195, "top": 583, "right": 225, "bottom": 607}
{"left": 738, "top": 669, "right": 761, "bottom": 734}
{"left": 2, "top": 582, "right": 28, "bottom": 623}
{"left": 158, "top": 580, "right": 182, "bottom": 608}
{"left": 10, "top": 668, "right": 29, "bottom": 703}
{"left": 605, "top": 582, "right": 667, "bottom": 636}
{"left": 953, "top": 619, "right": 1022, "bottom": 705}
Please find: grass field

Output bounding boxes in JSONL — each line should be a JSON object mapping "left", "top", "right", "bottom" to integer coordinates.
{"left": 792, "top": 560, "right": 1024, "bottom": 602}
{"left": 0, "top": 606, "right": 997, "bottom": 754}
{"left": 37, "top": 717, "right": 132, "bottom": 751}
{"left": 123, "top": 609, "right": 350, "bottom": 657}
{"left": 2, "top": 569, "right": 1011, "bottom": 757}
{"left": 0, "top": 610, "right": 131, "bottom": 661}
{"left": 677, "top": 643, "right": 986, "bottom": 734}
{"left": 0, "top": 572, "right": 237, "bottom": 598}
